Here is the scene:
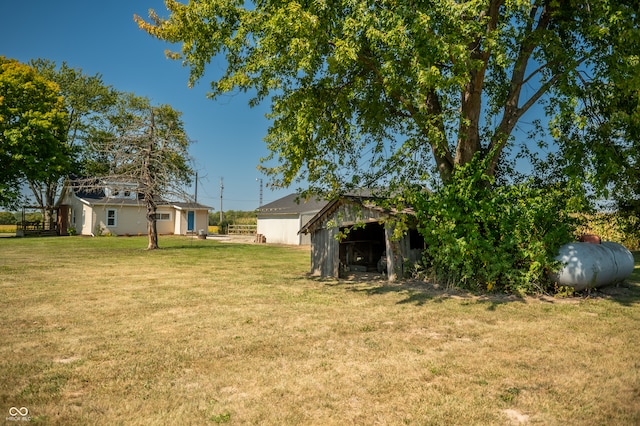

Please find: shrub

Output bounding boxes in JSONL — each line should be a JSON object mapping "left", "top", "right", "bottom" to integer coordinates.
{"left": 0, "top": 211, "right": 16, "bottom": 225}
{"left": 411, "top": 158, "right": 584, "bottom": 295}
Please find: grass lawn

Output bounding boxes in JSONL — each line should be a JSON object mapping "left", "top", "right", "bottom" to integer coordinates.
{"left": 1, "top": 236, "right": 639, "bottom": 425}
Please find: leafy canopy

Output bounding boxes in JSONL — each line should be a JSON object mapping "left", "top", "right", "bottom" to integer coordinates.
{"left": 136, "top": 0, "right": 637, "bottom": 199}
{"left": 25, "top": 59, "right": 117, "bottom": 217}
{"left": 0, "top": 57, "right": 71, "bottom": 208}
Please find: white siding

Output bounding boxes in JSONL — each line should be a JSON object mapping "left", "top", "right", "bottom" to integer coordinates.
{"left": 96, "top": 204, "right": 147, "bottom": 236}
{"left": 173, "top": 209, "right": 209, "bottom": 235}
{"left": 299, "top": 212, "right": 317, "bottom": 245}
{"left": 60, "top": 185, "right": 210, "bottom": 236}
{"left": 155, "top": 210, "right": 174, "bottom": 235}
{"left": 257, "top": 215, "right": 301, "bottom": 245}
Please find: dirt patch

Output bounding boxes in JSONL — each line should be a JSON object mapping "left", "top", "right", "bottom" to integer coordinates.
{"left": 503, "top": 409, "right": 530, "bottom": 424}
{"left": 206, "top": 234, "right": 256, "bottom": 243}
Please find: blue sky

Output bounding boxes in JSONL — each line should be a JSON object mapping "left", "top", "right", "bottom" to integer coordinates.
{"left": 0, "top": 0, "right": 293, "bottom": 211}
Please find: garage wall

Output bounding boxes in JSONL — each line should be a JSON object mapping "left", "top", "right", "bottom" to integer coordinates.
{"left": 257, "top": 215, "right": 301, "bottom": 245}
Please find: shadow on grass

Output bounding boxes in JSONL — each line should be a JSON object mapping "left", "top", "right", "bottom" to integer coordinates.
{"left": 158, "top": 243, "right": 221, "bottom": 250}
{"left": 317, "top": 260, "right": 640, "bottom": 307}
{"left": 154, "top": 239, "right": 257, "bottom": 251}
{"left": 317, "top": 274, "right": 525, "bottom": 308}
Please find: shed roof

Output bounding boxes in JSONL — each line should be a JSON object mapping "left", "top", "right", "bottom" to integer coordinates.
{"left": 299, "top": 194, "right": 415, "bottom": 235}
{"left": 257, "top": 193, "right": 328, "bottom": 215}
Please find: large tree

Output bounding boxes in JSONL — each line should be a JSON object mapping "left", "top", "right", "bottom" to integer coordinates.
{"left": 136, "top": 0, "right": 639, "bottom": 199}
{"left": 0, "top": 57, "right": 71, "bottom": 209}
{"left": 86, "top": 93, "right": 193, "bottom": 249}
{"left": 27, "top": 59, "right": 116, "bottom": 227}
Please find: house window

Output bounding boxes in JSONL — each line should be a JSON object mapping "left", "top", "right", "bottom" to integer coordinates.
{"left": 106, "top": 209, "right": 117, "bottom": 227}
{"left": 155, "top": 213, "right": 171, "bottom": 221}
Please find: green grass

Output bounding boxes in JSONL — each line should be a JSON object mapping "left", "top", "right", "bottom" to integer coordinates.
{"left": 1, "top": 236, "right": 639, "bottom": 425}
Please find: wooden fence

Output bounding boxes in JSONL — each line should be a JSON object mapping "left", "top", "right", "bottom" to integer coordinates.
{"left": 227, "top": 224, "right": 257, "bottom": 235}
{"left": 16, "top": 221, "right": 58, "bottom": 237}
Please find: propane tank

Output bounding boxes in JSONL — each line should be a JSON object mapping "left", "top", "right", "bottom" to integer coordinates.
{"left": 552, "top": 241, "right": 635, "bottom": 290}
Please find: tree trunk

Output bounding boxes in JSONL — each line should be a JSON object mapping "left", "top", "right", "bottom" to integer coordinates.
{"left": 144, "top": 109, "right": 159, "bottom": 250}
{"left": 44, "top": 180, "right": 58, "bottom": 231}
{"left": 146, "top": 196, "right": 159, "bottom": 250}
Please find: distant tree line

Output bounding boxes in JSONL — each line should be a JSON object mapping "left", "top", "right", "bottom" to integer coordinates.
{"left": 209, "top": 210, "right": 257, "bottom": 229}
{"left": 0, "top": 211, "right": 42, "bottom": 225}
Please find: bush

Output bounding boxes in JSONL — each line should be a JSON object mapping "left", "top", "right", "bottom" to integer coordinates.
{"left": 0, "top": 212, "right": 16, "bottom": 225}
{"left": 411, "top": 158, "right": 583, "bottom": 295}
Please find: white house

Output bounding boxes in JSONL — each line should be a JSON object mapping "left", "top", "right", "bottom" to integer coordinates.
{"left": 256, "top": 193, "right": 327, "bottom": 245}
{"left": 59, "top": 180, "right": 210, "bottom": 236}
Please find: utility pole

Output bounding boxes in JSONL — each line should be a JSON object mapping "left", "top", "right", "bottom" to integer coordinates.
{"left": 194, "top": 171, "right": 198, "bottom": 203}
{"left": 256, "top": 178, "right": 263, "bottom": 207}
{"left": 219, "top": 177, "right": 224, "bottom": 223}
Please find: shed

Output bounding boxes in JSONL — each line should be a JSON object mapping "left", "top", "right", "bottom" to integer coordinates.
{"left": 256, "top": 193, "right": 327, "bottom": 245}
{"left": 299, "top": 195, "right": 424, "bottom": 281}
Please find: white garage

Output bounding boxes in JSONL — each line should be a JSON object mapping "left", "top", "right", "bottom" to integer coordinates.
{"left": 256, "top": 193, "right": 327, "bottom": 245}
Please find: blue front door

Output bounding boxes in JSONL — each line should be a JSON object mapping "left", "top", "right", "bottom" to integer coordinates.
{"left": 187, "top": 211, "right": 195, "bottom": 232}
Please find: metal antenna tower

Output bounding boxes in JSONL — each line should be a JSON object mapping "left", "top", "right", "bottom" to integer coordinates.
{"left": 219, "top": 177, "right": 224, "bottom": 223}
{"left": 256, "top": 178, "right": 263, "bottom": 207}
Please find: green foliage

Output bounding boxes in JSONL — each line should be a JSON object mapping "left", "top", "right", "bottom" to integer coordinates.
{"left": 18, "top": 211, "right": 43, "bottom": 223}
{"left": 0, "top": 211, "right": 16, "bottom": 225}
{"left": 0, "top": 56, "right": 71, "bottom": 208}
{"left": 209, "top": 210, "right": 256, "bottom": 226}
{"left": 546, "top": 2, "right": 640, "bottom": 208}
{"left": 412, "top": 157, "right": 583, "bottom": 295}
{"left": 210, "top": 412, "right": 231, "bottom": 424}
{"left": 26, "top": 59, "right": 117, "bottom": 213}
{"left": 137, "top": 1, "right": 638, "bottom": 205}
{"left": 578, "top": 213, "right": 640, "bottom": 250}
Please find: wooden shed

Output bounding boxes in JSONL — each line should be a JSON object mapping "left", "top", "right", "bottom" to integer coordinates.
{"left": 299, "top": 195, "right": 424, "bottom": 281}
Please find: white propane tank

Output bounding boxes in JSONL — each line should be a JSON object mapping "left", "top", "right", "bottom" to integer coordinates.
{"left": 552, "top": 241, "right": 635, "bottom": 291}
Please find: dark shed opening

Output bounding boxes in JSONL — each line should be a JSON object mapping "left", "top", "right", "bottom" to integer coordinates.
{"left": 339, "top": 222, "right": 386, "bottom": 272}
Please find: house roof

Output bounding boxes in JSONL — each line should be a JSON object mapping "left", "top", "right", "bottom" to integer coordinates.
{"left": 171, "top": 202, "right": 211, "bottom": 210}
{"left": 66, "top": 179, "right": 210, "bottom": 210}
{"left": 257, "top": 193, "right": 328, "bottom": 215}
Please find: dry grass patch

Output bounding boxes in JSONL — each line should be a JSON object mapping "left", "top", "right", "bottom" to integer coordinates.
{"left": 0, "top": 224, "right": 16, "bottom": 235}
{"left": 0, "top": 237, "right": 639, "bottom": 425}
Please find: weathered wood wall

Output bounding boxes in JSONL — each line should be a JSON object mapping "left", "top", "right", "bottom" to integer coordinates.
{"left": 310, "top": 225, "right": 339, "bottom": 277}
